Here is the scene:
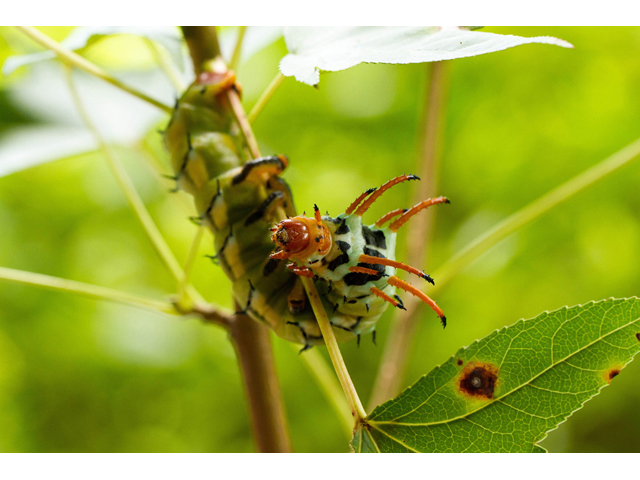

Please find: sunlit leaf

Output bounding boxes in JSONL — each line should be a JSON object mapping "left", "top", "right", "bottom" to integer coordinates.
{"left": 2, "top": 26, "right": 184, "bottom": 76}
{"left": 353, "top": 298, "right": 640, "bottom": 452}
{"left": 280, "top": 27, "right": 573, "bottom": 85}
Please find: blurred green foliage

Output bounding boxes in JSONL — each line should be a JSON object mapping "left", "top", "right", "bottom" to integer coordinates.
{"left": 0, "top": 26, "right": 639, "bottom": 452}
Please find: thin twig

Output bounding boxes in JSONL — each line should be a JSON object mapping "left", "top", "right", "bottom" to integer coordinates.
{"left": 431, "top": 135, "right": 640, "bottom": 290}
{"left": 229, "top": 26, "right": 247, "bottom": 71}
{"left": 248, "top": 72, "right": 285, "bottom": 124}
{"left": 295, "top": 345, "right": 353, "bottom": 437}
{"left": 300, "top": 276, "right": 366, "bottom": 424}
{"left": 227, "top": 88, "right": 261, "bottom": 159}
{"left": 368, "top": 62, "right": 450, "bottom": 409}
{"left": 15, "top": 26, "right": 172, "bottom": 113}
{"left": 178, "top": 225, "right": 205, "bottom": 301}
{"left": 0, "top": 266, "right": 176, "bottom": 314}
{"left": 64, "top": 66, "right": 203, "bottom": 305}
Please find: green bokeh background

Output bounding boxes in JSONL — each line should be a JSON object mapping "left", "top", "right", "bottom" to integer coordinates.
{"left": 0, "top": 26, "right": 639, "bottom": 452}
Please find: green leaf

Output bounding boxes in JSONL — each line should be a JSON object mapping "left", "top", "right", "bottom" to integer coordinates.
{"left": 353, "top": 298, "right": 640, "bottom": 453}
{"left": 2, "top": 26, "right": 184, "bottom": 76}
{"left": 280, "top": 27, "right": 573, "bottom": 86}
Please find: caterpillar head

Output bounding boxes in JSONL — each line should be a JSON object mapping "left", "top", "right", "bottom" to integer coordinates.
{"left": 270, "top": 208, "right": 332, "bottom": 263}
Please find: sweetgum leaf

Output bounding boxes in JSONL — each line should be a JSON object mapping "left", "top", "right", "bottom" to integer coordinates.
{"left": 280, "top": 27, "right": 573, "bottom": 85}
{"left": 353, "top": 298, "right": 640, "bottom": 452}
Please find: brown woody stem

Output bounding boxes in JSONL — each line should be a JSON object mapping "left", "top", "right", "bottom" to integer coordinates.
{"left": 229, "top": 312, "right": 293, "bottom": 453}
{"left": 180, "top": 26, "right": 293, "bottom": 453}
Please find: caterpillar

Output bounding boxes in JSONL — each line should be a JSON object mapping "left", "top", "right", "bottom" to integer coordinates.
{"left": 163, "top": 68, "right": 449, "bottom": 350}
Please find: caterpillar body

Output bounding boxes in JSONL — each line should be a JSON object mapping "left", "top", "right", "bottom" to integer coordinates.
{"left": 164, "top": 70, "right": 448, "bottom": 349}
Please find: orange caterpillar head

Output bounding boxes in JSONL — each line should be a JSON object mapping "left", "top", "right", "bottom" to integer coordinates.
{"left": 270, "top": 206, "right": 332, "bottom": 262}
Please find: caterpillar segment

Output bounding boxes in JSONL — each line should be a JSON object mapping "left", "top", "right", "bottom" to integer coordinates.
{"left": 270, "top": 174, "right": 450, "bottom": 339}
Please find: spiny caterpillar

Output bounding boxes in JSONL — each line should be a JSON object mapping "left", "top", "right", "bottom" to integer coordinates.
{"left": 163, "top": 67, "right": 449, "bottom": 350}
{"left": 270, "top": 175, "right": 450, "bottom": 338}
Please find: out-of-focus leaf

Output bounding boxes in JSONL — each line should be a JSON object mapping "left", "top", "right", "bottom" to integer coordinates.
{"left": 0, "top": 63, "right": 173, "bottom": 177}
{"left": 0, "top": 125, "right": 95, "bottom": 177}
{"left": 219, "top": 26, "right": 283, "bottom": 66}
{"left": 280, "top": 27, "right": 573, "bottom": 85}
{"left": 353, "top": 298, "right": 640, "bottom": 453}
{"left": 2, "top": 26, "right": 184, "bottom": 76}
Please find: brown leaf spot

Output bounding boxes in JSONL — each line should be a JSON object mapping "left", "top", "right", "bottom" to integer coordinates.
{"left": 607, "top": 368, "right": 621, "bottom": 384}
{"left": 636, "top": 333, "right": 640, "bottom": 342}
{"left": 457, "top": 359, "right": 464, "bottom": 366}
{"left": 457, "top": 362, "right": 499, "bottom": 400}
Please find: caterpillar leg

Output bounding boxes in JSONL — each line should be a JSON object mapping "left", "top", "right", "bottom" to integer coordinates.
{"left": 358, "top": 254, "right": 434, "bottom": 285}
{"left": 270, "top": 249, "right": 289, "bottom": 260}
{"left": 287, "top": 277, "right": 307, "bottom": 314}
{"left": 352, "top": 174, "right": 420, "bottom": 216}
{"left": 286, "top": 263, "right": 315, "bottom": 278}
{"left": 370, "top": 286, "right": 406, "bottom": 310}
{"left": 389, "top": 196, "right": 450, "bottom": 232}
{"left": 232, "top": 155, "right": 288, "bottom": 185}
{"left": 387, "top": 275, "right": 446, "bottom": 327}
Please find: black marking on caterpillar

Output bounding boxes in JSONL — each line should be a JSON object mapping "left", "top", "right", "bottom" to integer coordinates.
{"left": 232, "top": 156, "right": 286, "bottom": 185}
{"left": 245, "top": 191, "right": 284, "bottom": 226}
{"left": 336, "top": 241, "right": 351, "bottom": 253}
{"left": 335, "top": 219, "right": 350, "bottom": 235}
{"left": 394, "top": 294, "right": 405, "bottom": 310}
{"left": 328, "top": 252, "right": 350, "bottom": 271}
{"left": 205, "top": 179, "right": 222, "bottom": 225}
{"left": 219, "top": 225, "right": 233, "bottom": 255}
{"left": 330, "top": 322, "right": 352, "bottom": 332}
{"left": 262, "top": 258, "right": 280, "bottom": 277}
{"left": 173, "top": 132, "right": 193, "bottom": 190}
{"left": 362, "top": 225, "right": 387, "bottom": 249}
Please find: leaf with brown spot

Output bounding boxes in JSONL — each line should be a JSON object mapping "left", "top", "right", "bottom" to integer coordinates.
{"left": 353, "top": 297, "right": 640, "bottom": 453}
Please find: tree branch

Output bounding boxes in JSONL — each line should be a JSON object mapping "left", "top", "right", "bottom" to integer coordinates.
{"left": 180, "top": 26, "right": 293, "bottom": 453}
